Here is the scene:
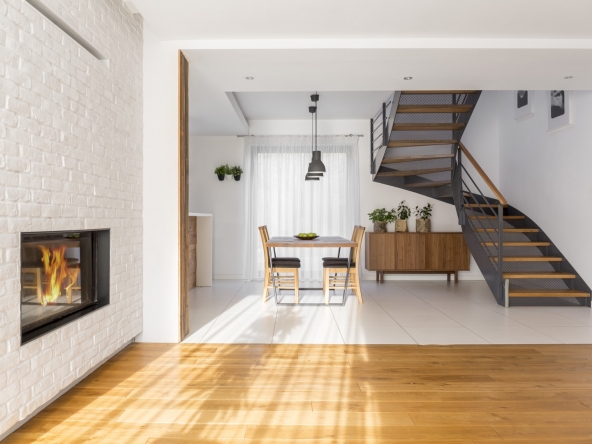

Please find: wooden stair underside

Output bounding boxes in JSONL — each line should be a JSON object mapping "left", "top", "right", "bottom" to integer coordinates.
{"left": 405, "top": 180, "right": 451, "bottom": 188}
{"left": 470, "top": 215, "right": 525, "bottom": 220}
{"left": 475, "top": 228, "right": 540, "bottom": 233}
{"left": 491, "top": 256, "right": 563, "bottom": 262}
{"left": 401, "top": 90, "right": 478, "bottom": 95}
{"left": 397, "top": 104, "right": 474, "bottom": 113}
{"left": 388, "top": 140, "right": 457, "bottom": 148}
{"left": 503, "top": 272, "right": 576, "bottom": 279}
{"left": 465, "top": 203, "right": 508, "bottom": 208}
{"left": 394, "top": 123, "right": 466, "bottom": 131}
{"left": 377, "top": 167, "right": 452, "bottom": 177}
{"left": 381, "top": 154, "right": 454, "bottom": 164}
{"left": 509, "top": 289, "right": 590, "bottom": 298}
{"left": 481, "top": 242, "right": 550, "bottom": 247}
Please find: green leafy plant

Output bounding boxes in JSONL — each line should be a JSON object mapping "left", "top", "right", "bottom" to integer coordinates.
{"left": 214, "top": 164, "right": 231, "bottom": 175}
{"left": 414, "top": 203, "right": 433, "bottom": 220}
{"left": 230, "top": 165, "right": 243, "bottom": 176}
{"left": 396, "top": 201, "right": 411, "bottom": 221}
{"left": 368, "top": 208, "right": 396, "bottom": 223}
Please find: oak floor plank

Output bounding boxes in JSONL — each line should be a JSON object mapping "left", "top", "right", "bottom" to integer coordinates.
{"left": 9, "top": 343, "right": 592, "bottom": 443}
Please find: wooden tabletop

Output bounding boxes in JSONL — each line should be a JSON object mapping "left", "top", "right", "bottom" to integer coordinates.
{"left": 266, "top": 236, "right": 356, "bottom": 248}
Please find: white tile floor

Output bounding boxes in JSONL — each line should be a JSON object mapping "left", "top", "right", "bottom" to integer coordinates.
{"left": 183, "top": 279, "right": 592, "bottom": 345}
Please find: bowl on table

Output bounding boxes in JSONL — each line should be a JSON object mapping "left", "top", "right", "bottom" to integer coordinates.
{"left": 294, "top": 234, "right": 319, "bottom": 240}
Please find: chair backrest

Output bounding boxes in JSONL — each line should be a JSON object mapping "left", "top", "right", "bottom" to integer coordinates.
{"left": 348, "top": 225, "right": 365, "bottom": 266}
{"left": 258, "top": 225, "right": 270, "bottom": 270}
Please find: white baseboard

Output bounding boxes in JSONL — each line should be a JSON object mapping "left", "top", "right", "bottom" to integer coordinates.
{"left": 0, "top": 339, "right": 133, "bottom": 441}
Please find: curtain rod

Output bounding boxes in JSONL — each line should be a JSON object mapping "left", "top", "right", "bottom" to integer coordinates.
{"left": 237, "top": 134, "right": 363, "bottom": 138}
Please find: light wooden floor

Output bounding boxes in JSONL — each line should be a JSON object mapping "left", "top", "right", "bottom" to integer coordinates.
{"left": 7, "top": 343, "right": 592, "bottom": 443}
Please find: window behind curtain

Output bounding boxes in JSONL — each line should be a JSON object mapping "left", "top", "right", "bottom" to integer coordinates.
{"left": 244, "top": 135, "right": 360, "bottom": 281}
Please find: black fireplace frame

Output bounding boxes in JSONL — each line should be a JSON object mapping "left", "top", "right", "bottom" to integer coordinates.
{"left": 20, "top": 229, "right": 110, "bottom": 345}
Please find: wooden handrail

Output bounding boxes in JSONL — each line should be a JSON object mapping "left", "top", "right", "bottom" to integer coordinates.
{"left": 459, "top": 142, "right": 507, "bottom": 206}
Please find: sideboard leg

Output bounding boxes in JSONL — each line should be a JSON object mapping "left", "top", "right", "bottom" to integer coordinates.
{"left": 380, "top": 272, "right": 385, "bottom": 283}
{"left": 454, "top": 271, "right": 459, "bottom": 283}
{"left": 447, "top": 273, "right": 451, "bottom": 282}
{"left": 376, "top": 271, "right": 379, "bottom": 282}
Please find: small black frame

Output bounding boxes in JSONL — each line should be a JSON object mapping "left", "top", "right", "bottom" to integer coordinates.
{"left": 20, "top": 229, "right": 110, "bottom": 345}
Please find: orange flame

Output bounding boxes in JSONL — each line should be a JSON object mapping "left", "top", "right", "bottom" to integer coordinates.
{"left": 38, "top": 246, "right": 80, "bottom": 306}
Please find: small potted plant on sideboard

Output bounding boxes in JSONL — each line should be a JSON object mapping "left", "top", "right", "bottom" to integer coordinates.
{"left": 368, "top": 208, "right": 396, "bottom": 233}
{"left": 230, "top": 165, "right": 243, "bottom": 181}
{"left": 395, "top": 200, "right": 411, "bottom": 232}
{"left": 414, "top": 203, "right": 433, "bottom": 233}
{"left": 215, "top": 164, "right": 230, "bottom": 181}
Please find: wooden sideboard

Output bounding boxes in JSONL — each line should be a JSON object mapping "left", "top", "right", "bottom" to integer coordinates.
{"left": 364, "top": 232, "right": 470, "bottom": 283}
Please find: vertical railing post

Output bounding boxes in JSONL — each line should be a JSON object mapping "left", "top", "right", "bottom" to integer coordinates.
{"left": 497, "top": 203, "right": 504, "bottom": 303}
{"left": 370, "top": 118, "right": 375, "bottom": 174}
{"left": 382, "top": 102, "right": 387, "bottom": 146}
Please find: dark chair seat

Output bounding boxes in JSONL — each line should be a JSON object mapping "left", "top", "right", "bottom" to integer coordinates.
{"left": 273, "top": 257, "right": 300, "bottom": 262}
{"left": 271, "top": 258, "right": 301, "bottom": 268}
{"left": 323, "top": 258, "right": 355, "bottom": 268}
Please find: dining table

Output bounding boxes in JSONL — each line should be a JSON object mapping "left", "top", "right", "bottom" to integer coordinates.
{"left": 265, "top": 236, "right": 357, "bottom": 306}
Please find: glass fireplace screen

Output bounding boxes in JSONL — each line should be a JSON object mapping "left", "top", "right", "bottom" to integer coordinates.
{"left": 21, "top": 231, "right": 95, "bottom": 334}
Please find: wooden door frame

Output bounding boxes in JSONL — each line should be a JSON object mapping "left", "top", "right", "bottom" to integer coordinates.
{"left": 178, "top": 51, "right": 189, "bottom": 341}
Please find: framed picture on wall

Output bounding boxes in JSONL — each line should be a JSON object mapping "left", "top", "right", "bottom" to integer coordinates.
{"left": 547, "top": 90, "right": 571, "bottom": 131}
{"left": 515, "top": 90, "right": 534, "bottom": 120}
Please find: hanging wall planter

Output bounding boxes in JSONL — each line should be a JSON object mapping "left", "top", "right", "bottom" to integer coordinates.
{"left": 215, "top": 164, "right": 231, "bottom": 182}
{"left": 230, "top": 166, "right": 243, "bottom": 182}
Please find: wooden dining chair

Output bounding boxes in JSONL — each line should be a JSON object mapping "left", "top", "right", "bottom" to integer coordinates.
{"left": 259, "top": 226, "right": 301, "bottom": 304}
{"left": 322, "top": 225, "right": 365, "bottom": 305}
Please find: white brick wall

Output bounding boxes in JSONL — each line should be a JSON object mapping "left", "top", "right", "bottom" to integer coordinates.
{"left": 0, "top": 0, "right": 142, "bottom": 434}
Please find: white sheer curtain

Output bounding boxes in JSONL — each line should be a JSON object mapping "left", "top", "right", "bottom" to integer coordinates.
{"left": 244, "top": 135, "right": 360, "bottom": 281}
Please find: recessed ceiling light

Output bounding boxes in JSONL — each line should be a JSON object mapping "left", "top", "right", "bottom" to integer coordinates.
{"left": 403, "top": 76, "right": 413, "bottom": 80}
{"left": 245, "top": 76, "right": 254, "bottom": 80}
{"left": 564, "top": 75, "right": 573, "bottom": 79}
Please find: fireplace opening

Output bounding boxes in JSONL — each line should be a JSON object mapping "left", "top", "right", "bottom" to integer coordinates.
{"left": 21, "top": 229, "right": 110, "bottom": 344}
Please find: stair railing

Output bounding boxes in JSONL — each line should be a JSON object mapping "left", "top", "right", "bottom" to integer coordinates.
{"left": 453, "top": 142, "right": 508, "bottom": 304}
{"left": 370, "top": 92, "right": 400, "bottom": 177}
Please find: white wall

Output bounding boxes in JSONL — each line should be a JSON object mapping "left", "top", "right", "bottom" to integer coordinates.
{"left": 0, "top": 0, "right": 143, "bottom": 435}
{"left": 189, "top": 120, "right": 484, "bottom": 281}
{"left": 460, "top": 91, "right": 501, "bottom": 192}
{"left": 498, "top": 90, "right": 592, "bottom": 285}
{"left": 137, "top": 25, "right": 179, "bottom": 342}
{"left": 189, "top": 136, "right": 245, "bottom": 279}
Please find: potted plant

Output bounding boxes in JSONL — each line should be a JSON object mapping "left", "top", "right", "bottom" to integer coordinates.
{"left": 368, "top": 208, "right": 395, "bottom": 233}
{"left": 414, "top": 203, "right": 433, "bottom": 233}
{"left": 230, "top": 165, "right": 243, "bottom": 181}
{"left": 214, "top": 164, "right": 230, "bottom": 181}
{"left": 395, "top": 200, "right": 411, "bottom": 232}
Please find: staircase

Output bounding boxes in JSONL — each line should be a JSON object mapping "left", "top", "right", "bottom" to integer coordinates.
{"left": 370, "top": 91, "right": 591, "bottom": 307}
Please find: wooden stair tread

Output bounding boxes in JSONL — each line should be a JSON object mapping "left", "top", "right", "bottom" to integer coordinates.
{"left": 509, "top": 289, "right": 590, "bottom": 297}
{"left": 475, "top": 228, "right": 540, "bottom": 233}
{"left": 393, "top": 123, "right": 466, "bottom": 131}
{"left": 381, "top": 154, "right": 454, "bottom": 164}
{"left": 397, "top": 104, "right": 474, "bottom": 113}
{"left": 401, "top": 90, "right": 478, "bottom": 95}
{"left": 388, "top": 139, "right": 457, "bottom": 148}
{"left": 491, "top": 256, "right": 563, "bottom": 262}
{"left": 405, "top": 180, "right": 451, "bottom": 188}
{"left": 377, "top": 167, "right": 452, "bottom": 177}
{"left": 503, "top": 272, "right": 577, "bottom": 279}
{"left": 470, "top": 215, "right": 525, "bottom": 220}
{"left": 464, "top": 203, "right": 508, "bottom": 208}
{"left": 481, "top": 242, "right": 551, "bottom": 247}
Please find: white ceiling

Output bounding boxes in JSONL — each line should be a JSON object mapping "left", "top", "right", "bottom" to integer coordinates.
{"left": 133, "top": 0, "right": 592, "bottom": 41}
{"left": 234, "top": 91, "right": 392, "bottom": 120}
{"left": 130, "top": 0, "right": 592, "bottom": 135}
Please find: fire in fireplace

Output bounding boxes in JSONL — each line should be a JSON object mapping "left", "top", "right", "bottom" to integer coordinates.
{"left": 20, "top": 230, "right": 110, "bottom": 344}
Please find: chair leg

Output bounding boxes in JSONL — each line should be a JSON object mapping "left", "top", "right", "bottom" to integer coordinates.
{"left": 294, "top": 269, "right": 299, "bottom": 305}
{"left": 262, "top": 270, "right": 270, "bottom": 303}
{"left": 324, "top": 269, "right": 330, "bottom": 305}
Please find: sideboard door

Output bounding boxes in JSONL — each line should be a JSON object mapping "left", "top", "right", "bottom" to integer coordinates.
{"left": 395, "top": 233, "right": 426, "bottom": 270}
{"left": 365, "top": 233, "right": 396, "bottom": 270}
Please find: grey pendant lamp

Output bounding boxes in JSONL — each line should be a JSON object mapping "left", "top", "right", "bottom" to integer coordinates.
{"left": 305, "top": 93, "right": 325, "bottom": 181}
